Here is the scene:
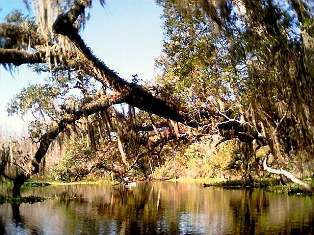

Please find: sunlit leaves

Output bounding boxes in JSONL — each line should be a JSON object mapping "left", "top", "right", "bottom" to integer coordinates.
{"left": 7, "top": 84, "right": 60, "bottom": 119}
{"left": 157, "top": 1, "right": 237, "bottom": 106}
{"left": 157, "top": 0, "right": 314, "bottom": 165}
{"left": 0, "top": 11, "right": 38, "bottom": 51}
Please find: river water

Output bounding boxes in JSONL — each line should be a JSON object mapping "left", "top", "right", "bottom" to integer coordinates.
{"left": 0, "top": 182, "right": 313, "bottom": 235}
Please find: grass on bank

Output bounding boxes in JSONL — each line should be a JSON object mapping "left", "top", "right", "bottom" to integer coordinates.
{"left": 0, "top": 195, "right": 45, "bottom": 204}
{"left": 24, "top": 178, "right": 115, "bottom": 187}
{"left": 1, "top": 176, "right": 314, "bottom": 197}
{"left": 169, "top": 177, "right": 314, "bottom": 195}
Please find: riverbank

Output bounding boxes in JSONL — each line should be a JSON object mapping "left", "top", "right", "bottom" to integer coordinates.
{"left": 25, "top": 179, "right": 113, "bottom": 187}
{"left": 1, "top": 176, "right": 313, "bottom": 198}
{"left": 170, "top": 177, "right": 314, "bottom": 195}
{"left": 0, "top": 179, "right": 115, "bottom": 204}
{"left": 31, "top": 176, "right": 314, "bottom": 194}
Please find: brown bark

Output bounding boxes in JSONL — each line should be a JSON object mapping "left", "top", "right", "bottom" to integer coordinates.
{"left": 117, "top": 135, "right": 129, "bottom": 168}
{"left": 12, "top": 174, "right": 28, "bottom": 197}
{"left": 0, "top": 49, "right": 45, "bottom": 65}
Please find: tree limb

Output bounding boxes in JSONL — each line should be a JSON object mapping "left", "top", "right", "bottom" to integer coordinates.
{"left": 52, "top": 1, "right": 188, "bottom": 125}
{"left": 263, "top": 154, "right": 313, "bottom": 192}
{"left": 0, "top": 23, "right": 46, "bottom": 48}
{"left": 0, "top": 49, "right": 45, "bottom": 65}
{"left": 30, "top": 93, "right": 126, "bottom": 175}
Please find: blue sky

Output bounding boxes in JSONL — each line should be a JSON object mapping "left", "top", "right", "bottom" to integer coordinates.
{"left": 0, "top": 0, "right": 164, "bottom": 136}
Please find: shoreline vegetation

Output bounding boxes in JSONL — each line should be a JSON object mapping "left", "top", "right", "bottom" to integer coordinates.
{"left": 1, "top": 176, "right": 313, "bottom": 204}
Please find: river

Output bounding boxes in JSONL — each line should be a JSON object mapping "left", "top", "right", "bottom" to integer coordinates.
{"left": 0, "top": 182, "right": 313, "bottom": 234}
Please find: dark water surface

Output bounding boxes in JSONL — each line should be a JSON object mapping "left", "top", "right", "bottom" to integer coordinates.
{"left": 0, "top": 182, "right": 313, "bottom": 235}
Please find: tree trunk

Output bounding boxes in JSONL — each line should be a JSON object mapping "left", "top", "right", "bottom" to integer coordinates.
{"left": 117, "top": 135, "right": 129, "bottom": 168}
{"left": 12, "top": 174, "right": 27, "bottom": 198}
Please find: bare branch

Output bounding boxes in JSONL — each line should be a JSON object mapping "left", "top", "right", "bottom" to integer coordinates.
{"left": 263, "top": 154, "right": 313, "bottom": 192}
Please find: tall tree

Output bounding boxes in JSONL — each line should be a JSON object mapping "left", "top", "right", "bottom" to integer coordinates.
{"left": 0, "top": 0, "right": 313, "bottom": 194}
{"left": 157, "top": 0, "right": 314, "bottom": 186}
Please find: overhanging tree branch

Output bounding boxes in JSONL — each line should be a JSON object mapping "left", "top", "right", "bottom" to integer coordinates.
{"left": 0, "top": 1, "right": 271, "bottom": 190}
{"left": 52, "top": 0, "right": 189, "bottom": 125}
{"left": 30, "top": 93, "right": 126, "bottom": 175}
{"left": 263, "top": 153, "right": 313, "bottom": 192}
{"left": 0, "top": 23, "right": 46, "bottom": 48}
{"left": 0, "top": 49, "right": 45, "bottom": 65}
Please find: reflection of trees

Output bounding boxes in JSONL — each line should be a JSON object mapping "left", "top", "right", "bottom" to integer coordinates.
{"left": 1, "top": 183, "right": 313, "bottom": 234}
{"left": 0, "top": 215, "right": 5, "bottom": 235}
{"left": 39, "top": 183, "right": 179, "bottom": 234}
{"left": 48, "top": 183, "right": 234, "bottom": 234}
{"left": 228, "top": 189, "right": 314, "bottom": 234}
{"left": 80, "top": 184, "right": 314, "bottom": 234}
{"left": 11, "top": 203, "right": 23, "bottom": 226}
{"left": 229, "top": 190, "right": 262, "bottom": 234}
{"left": 0, "top": 203, "right": 43, "bottom": 235}
{"left": 12, "top": 203, "right": 45, "bottom": 235}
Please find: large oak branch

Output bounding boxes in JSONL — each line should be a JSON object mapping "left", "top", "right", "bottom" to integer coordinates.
{"left": 0, "top": 49, "right": 45, "bottom": 65}
{"left": 52, "top": 1, "right": 189, "bottom": 125}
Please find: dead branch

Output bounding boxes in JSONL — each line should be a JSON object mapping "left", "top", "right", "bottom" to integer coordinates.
{"left": 263, "top": 154, "right": 313, "bottom": 192}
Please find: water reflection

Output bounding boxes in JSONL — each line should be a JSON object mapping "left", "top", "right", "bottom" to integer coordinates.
{"left": 0, "top": 182, "right": 313, "bottom": 235}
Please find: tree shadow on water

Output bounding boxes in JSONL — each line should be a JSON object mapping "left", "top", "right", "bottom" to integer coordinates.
{"left": 0, "top": 195, "right": 45, "bottom": 235}
{"left": 11, "top": 202, "right": 44, "bottom": 235}
{"left": 229, "top": 189, "right": 261, "bottom": 234}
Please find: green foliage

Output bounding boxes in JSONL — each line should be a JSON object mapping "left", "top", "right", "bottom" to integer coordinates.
{"left": 156, "top": 1, "right": 236, "bottom": 106}
{"left": 0, "top": 195, "right": 45, "bottom": 204}
{"left": 51, "top": 137, "right": 93, "bottom": 182}
{"left": 0, "top": 10, "right": 38, "bottom": 50}
{"left": 303, "top": 18, "right": 314, "bottom": 37}
{"left": 23, "top": 181, "right": 50, "bottom": 188}
{"left": 266, "top": 178, "right": 314, "bottom": 195}
{"left": 0, "top": 177, "right": 13, "bottom": 189}
{"left": 156, "top": 0, "right": 314, "bottom": 178}
{"left": 8, "top": 84, "right": 60, "bottom": 118}
{"left": 5, "top": 10, "right": 32, "bottom": 24}
{"left": 152, "top": 138, "right": 239, "bottom": 179}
